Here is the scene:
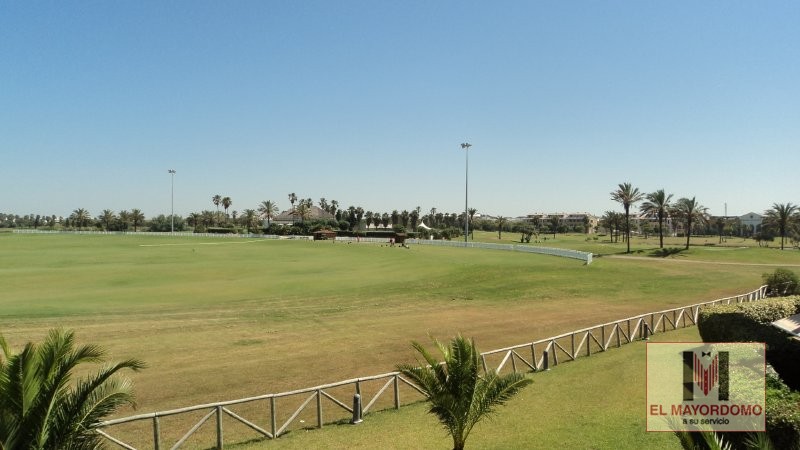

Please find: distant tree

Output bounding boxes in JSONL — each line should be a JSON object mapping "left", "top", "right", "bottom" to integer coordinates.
{"left": 397, "top": 335, "right": 531, "bottom": 450}
{"left": 496, "top": 216, "right": 507, "bottom": 240}
{"left": 410, "top": 209, "right": 420, "bottom": 230}
{"left": 391, "top": 210, "right": 400, "bottom": 227}
{"left": 130, "top": 208, "right": 145, "bottom": 232}
{"left": 188, "top": 212, "right": 201, "bottom": 232}
{"left": 401, "top": 210, "right": 410, "bottom": 228}
{"left": 549, "top": 216, "right": 559, "bottom": 239}
{"left": 258, "top": 200, "right": 279, "bottom": 227}
{"left": 365, "top": 211, "right": 374, "bottom": 229}
{"left": 99, "top": 209, "right": 116, "bottom": 231}
{"left": 212, "top": 195, "right": 222, "bottom": 213}
{"left": 611, "top": 182, "right": 645, "bottom": 253}
{"left": 672, "top": 197, "right": 707, "bottom": 250}
{"left": 468, "top": 208, "right": 478, "bottom": 239}
{"left": 764, "top": 203, "right": 798, "bottom": 250}
{"left": 355, "top": 207, "right": 365, "bottom": 230}
{"left": 381, "top": 212, "right": 390, "bottom": 229}
{"left": 288, "top": 193, "right": 297, "bottom": 211}
{"left": 241, "top": 209, "right": 258, "bottom": 233}
{"left": 117, "top": 210, "right": 131, "bottom": 231}
{"left": 71, "top": 208, "right": 91, "bottom": 229}
{"left": 640, "top": 189, "right": 673, "bottom": 249}
{"left": 0, "top": 329, "right": 145, "bottom": 449}
{"left": 221, "top": 197, "right": 232, "bottom": 219}
{"left": 329, "top": 199, "right": 339, "bottom": 217}
{"left": 319, "top": 198, "right": 328, "bottom": 212}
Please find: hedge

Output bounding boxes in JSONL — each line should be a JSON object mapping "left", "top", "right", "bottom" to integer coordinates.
{"left": 698, "top": 297, "right": 800, "bottom": 448}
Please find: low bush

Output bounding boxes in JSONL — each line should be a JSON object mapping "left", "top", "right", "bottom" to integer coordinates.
{"left": 763, "top": 268, "right": 800, "bottom": 296}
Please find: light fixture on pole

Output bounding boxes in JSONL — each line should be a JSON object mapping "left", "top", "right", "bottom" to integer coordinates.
{"left": 460, "top": 143, "right": 471, "bottom": 243}
{"left": 168, "top": 169, "right": 176, "bottom": 233}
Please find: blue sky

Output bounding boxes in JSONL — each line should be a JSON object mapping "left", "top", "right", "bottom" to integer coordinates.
{"left": 2, "top": 1, "right": 798, "bottom": 219}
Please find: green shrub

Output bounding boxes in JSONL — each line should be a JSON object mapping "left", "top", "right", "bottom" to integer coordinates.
{"left": 698, "top": 296, "right": 800, "bottom": 390}
{"left": 763, "top": 268, "right": 800, "bottom": 296}
{"left": 764, "top": 374, "right": 800, "bottom": 450}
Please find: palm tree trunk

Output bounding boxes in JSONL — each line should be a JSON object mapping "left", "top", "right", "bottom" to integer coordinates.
{"left": 685, "top": 218, "right": 692, "bottom": 250}
{"left": 624, "top": 206, "right": 631, "bottom": 253}
{"left": 658, "top": 215, "right": 664, "bottom": 248}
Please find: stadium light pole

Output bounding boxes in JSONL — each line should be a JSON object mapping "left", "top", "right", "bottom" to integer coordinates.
{"left": 460, "top": 143, "right": 471, "bottom": 243}
{"left": 168, "top": 169, "right": 176, "bottom": 233}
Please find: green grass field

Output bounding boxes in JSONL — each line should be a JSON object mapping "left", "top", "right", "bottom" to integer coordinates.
{"left": 1, "top": 231, "right": 797, "bottom": 448}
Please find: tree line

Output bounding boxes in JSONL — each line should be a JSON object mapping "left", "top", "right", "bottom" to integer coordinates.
{"left": 605, "top": 183, "right": 800, "bottom": 252}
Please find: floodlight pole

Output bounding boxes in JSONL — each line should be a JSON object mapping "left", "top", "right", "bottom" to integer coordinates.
{"left": 168, "top": 169, "right": 176, "bottom": 233}
{"left": 460, "top": 143, "right": 471, "bottom": 243}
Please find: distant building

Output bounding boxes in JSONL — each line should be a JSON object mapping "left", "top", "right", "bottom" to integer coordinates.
{"left": 272, "top": 206, "right": 335, "bottom": 226}
{"left": 739, "top": 212, "right": 763, "bottom": 236}
{"left": 524, "top": 212, "right": 599, "bottom": 233}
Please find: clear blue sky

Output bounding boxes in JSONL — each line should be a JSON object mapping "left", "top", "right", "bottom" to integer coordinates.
{"left": 2, "top": 1, "right": 798, "bottom": 219}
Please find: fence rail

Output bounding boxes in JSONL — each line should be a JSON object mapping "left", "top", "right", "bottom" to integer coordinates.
{"left": 97, "top": 285, "right": 768, "bottom": 449}
{"left": 406, "top": 238, "right": 593, "bottom": 264}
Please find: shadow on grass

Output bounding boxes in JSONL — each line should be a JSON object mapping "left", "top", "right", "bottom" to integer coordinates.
{"left": 650, "top": 247, "right": 687, "bottom": 258}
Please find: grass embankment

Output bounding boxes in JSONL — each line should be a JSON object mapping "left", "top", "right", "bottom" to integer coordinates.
{"left": 1, "top": 232, "right": 795, "bottom": 447}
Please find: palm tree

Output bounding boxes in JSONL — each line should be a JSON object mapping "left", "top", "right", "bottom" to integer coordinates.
{"left": 640, "top": 189, "right": 673, "bottom": 249}
{"left": 221, "top": 197, "right": 232, "bottom": 219}
{"left": 397, "top": 335, "right": 532, "bottom": 450}
{"left": 71, "top": 208, "right": 90, "bottom": 229}
{"left": 329, "top": 199, "right": 339, "bottom": 217}
{"left": 496, "top": 216, "right": 507, "bottom": 240}
{"left": 611, "top": 182, "right": 645, "bottom": 253}
{"left": 130, "top": 208, "right": 145, "bottom": 232}
{"left": 241, "top": 209, "right": 257, "bottom": 233}
{"left": 99, "top": 209, "right": 116, "bottom": 231}
{"left": 118, "top": 210, "right": 131, "bottom": 231}
{"left": 212, "top": 195, "right": 222, "bottom": 213}
{"left": 468, "top": 208, "right": 477, "bottom": 239}
{"left": 672, "top": 197, "right": 707, "bottom": 250}
{"left": 764, "top": 203, "right": 798, "bottom": 250}
{"left": 288, "top": 193, "right": 297, "bottom": 211}
{"left": 0, "top": 329, "right": 145, "bottom": 449}
{"left": 258, "top": 200, "right": 279, "bottom": 227}
{"left": 549, "top": 216, "right": 559, "bottom": 239}
{"left": 188, "top": 212, "right": 201, "bottom": 232}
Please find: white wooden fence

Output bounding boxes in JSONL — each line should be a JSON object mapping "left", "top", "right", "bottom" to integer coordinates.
{"left": 406, "top": 238, "right": 593, "bottom": 264}
{"left": 96, "top": 285, "right": 768, "bottom": 449}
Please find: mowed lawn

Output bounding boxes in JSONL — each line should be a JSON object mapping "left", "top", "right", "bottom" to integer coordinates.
{"left": 1, "top": 233, "right": 797, "bottom": 446}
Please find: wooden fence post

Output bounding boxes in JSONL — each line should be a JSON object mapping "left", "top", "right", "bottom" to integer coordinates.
{"left": 153, "top": 416, "right": 161, "bottom": 450}
{"left": 270, "top": 397, "right": 277, "bottom": 439}
{"left": 216, "top": 405, "right": 223, "bottom": 449}
{"left": 317, "top": 389, "right": 323, "bottom": 429}
{"left": 394, "top": 375, "right": 400, "bottom": 409}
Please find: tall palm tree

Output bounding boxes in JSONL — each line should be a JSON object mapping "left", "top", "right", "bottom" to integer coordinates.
{"left": 672, "top": 197, "right": 707, "bottom": 250}
{"left": 611, "top": 182, "right": 645, "bottom": 253}
{"left": 99, "top": 209, "right": 116, "bottom": 231}
{"left": 329, "top": 199, "right": 339, "bottom": 217}
{"left": 764, "top": 203, "right": 798, "bottom": 250}
{"left": 288, "top": 193, "right": 297, "bottom": 211}
{"left": 212, "top": 195, "right": 222, "bottom": 213}
{"left": 397, "top": 335, "right": 532, "bottom": 450}
{"left": 258, "top": 200, "right": 279, "bottom": 227}
{"left": 640, "top": 189, "right": 673, "bottom": 249}
{"left": 221, "top": 197, "right": 232, "bottom": 220}
{"left": 130, "top": 208, "right": 145, "bottom": 232}
{"left": 0, "top": 329, "right": 145, "bottom": 449}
